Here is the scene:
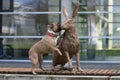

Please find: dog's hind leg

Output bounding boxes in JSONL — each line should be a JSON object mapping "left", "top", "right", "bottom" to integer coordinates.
{"left": 29, "top": 53, "right": 38, "bottom": 74}
{"left": 38, "top": 54, "right": 45, "bottom": 71}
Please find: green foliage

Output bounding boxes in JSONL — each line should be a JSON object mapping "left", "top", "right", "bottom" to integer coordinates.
{"left": 81, "top": 49, "right": 120, "bottom": 57}
{"left": 96, "top": 49, "right": 120, "bottom": 56}
{"left": 4, "top": 44, "right": 32, "bottom": 49}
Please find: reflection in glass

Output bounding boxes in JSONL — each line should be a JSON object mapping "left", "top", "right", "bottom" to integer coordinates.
{"left": 2, "top": 0, "right": 10, "bottom": 10}
{"left": 1, "top": 0, "right": 120, "bottom": 61}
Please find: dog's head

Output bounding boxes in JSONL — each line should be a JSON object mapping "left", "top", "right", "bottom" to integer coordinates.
{"left": 47, "top": 22, "right": 61, "bottom": 32}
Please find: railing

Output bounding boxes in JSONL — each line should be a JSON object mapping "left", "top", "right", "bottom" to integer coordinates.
{"left": 0, "top": 36, "right": 119, "bottom": 39}
{"left": 0, "top": 11, "right": 119, "bottom": 15}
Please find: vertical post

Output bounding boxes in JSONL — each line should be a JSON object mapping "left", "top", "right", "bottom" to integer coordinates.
{"left": 87, "top": 0, "right": 97, "bottom": 60}
{"left": 59, "top": 0, "right": 61, "bottom": 24}
{"left": 108, "top": 0, "right": 113, "bottom": 49}
{"left": 99, "top": 0, "right": 104, "bottom": 50}
{"left": 0, "top": 0, "right": 3, "bottom": 57}
{"left": 87, "top": 0, "right": 98, "bottom": 45}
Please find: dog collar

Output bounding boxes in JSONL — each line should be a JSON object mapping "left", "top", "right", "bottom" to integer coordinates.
{"left": 46, "top": 30, "right": 57, "bottom": 37}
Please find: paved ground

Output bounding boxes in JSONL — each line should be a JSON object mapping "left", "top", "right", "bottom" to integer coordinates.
{"left": 0, "top": 60, "right": 120, "bottom": 70}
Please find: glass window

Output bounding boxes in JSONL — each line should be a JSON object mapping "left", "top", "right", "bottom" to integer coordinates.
{"left": 2, "top": 0, "right": 10, "bottom": 10}
{"left": 1, "top": 0, "right": 61, "bottom": 60}
{"left": 1, "top": 0, "right": 120, "bottom": 61}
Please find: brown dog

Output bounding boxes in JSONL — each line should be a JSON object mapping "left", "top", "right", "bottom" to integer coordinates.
{"left": 28, "top": 23, "right": 62, "bottom": 74}
{"left": 52, "top": 3, "right": 83, "bottom": 72}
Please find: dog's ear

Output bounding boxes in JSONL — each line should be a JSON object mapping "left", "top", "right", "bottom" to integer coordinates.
{"left": 56, "top": 22, "right": 62, "bottom": 31}
{"left": 53, "top": 22, "right": 58, "bottom": 25}
{"left": 47, "top": 24, "right": 51, "bottom": 27}
{"left": 53, "top": 22, "right": 59, "bottom": 27}
{"left": 57, "top": 22, "right": 61, "bottom": 27}
{"left": 47, "top": 24, "right": 53, "bottom": 29}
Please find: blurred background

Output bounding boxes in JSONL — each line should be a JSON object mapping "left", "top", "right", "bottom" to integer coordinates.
{"left": 0, "top": 0, "right": 120, "bottom": 61}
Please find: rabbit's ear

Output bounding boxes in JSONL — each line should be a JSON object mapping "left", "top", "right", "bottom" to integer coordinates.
{"left": 72, "top": 2, "right": 80, "bottom": 18}
{"left": 62, "top": 6, "right": 69, "bottom": 19}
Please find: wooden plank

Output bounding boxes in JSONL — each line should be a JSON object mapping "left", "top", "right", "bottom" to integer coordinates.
{"left": 0, "top": 67, "right": 119, "bottom": 76}
{"left": 99, "top": 69, "right": 110, "bottom": 75}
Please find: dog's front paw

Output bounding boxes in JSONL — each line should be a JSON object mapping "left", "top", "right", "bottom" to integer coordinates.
{"left": 57, "top": 51, "right": 62, "bottom": 56}
{"left": 59, "top": 52, "right": 62, "bottom": 56}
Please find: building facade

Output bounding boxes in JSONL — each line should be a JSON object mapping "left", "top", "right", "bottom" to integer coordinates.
{"left": 0, "top": 0, "right": 120, "bottom": 61}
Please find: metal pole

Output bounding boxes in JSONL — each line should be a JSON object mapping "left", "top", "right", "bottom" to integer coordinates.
{"left": 0, "top": 0, "right": 3, "bottom": 57}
